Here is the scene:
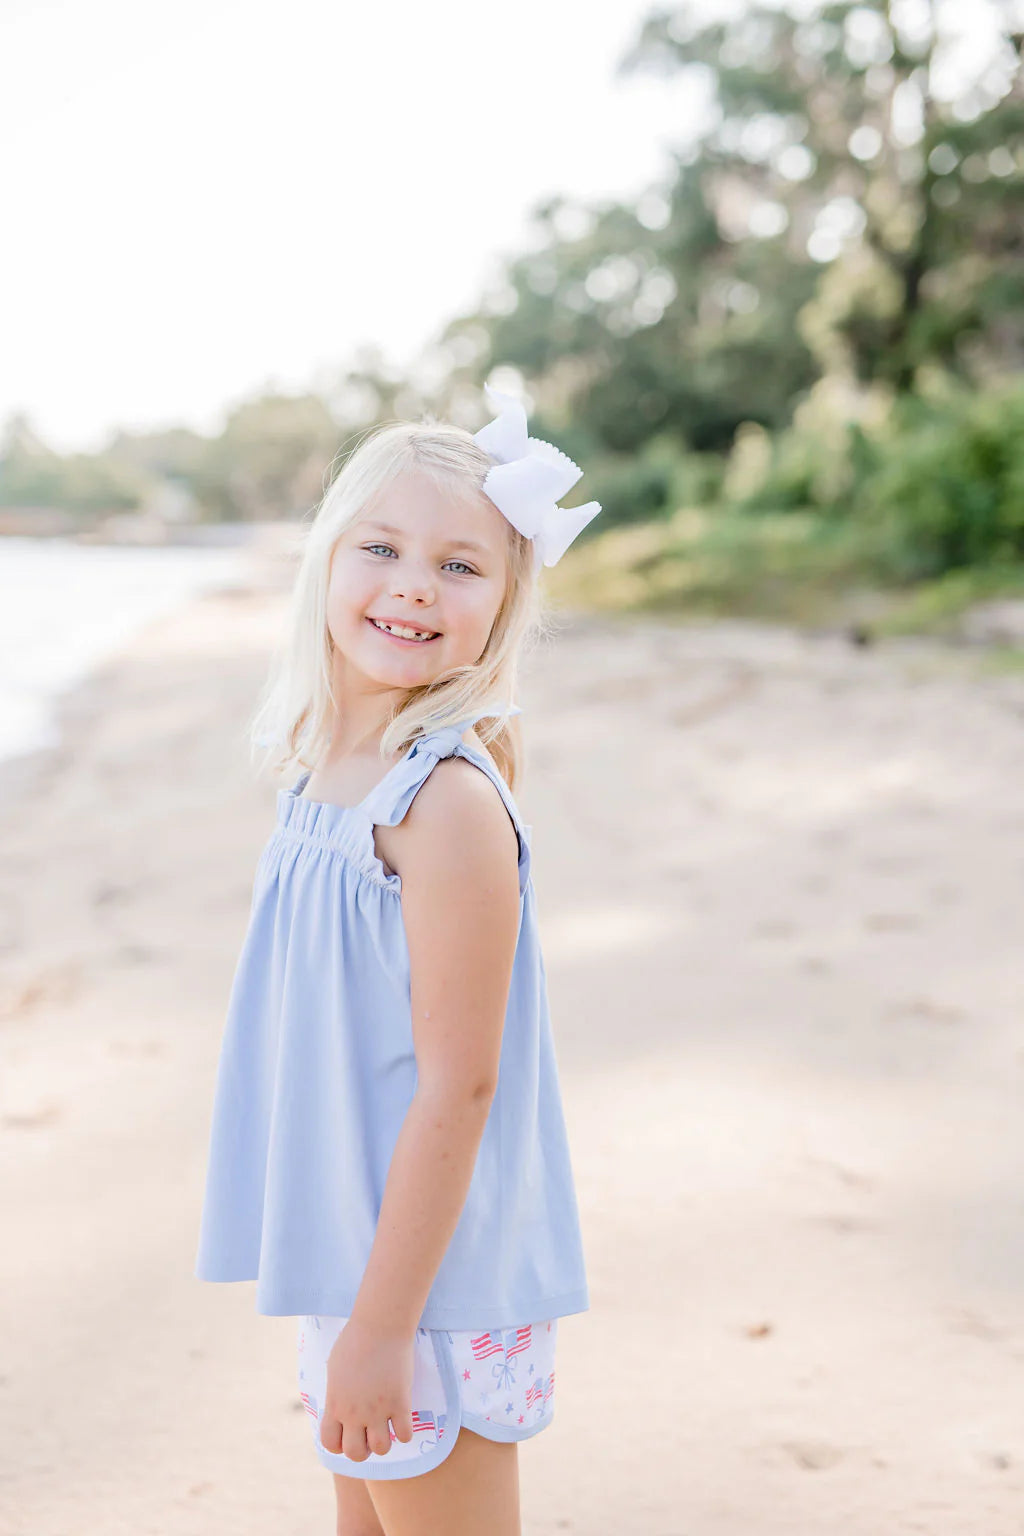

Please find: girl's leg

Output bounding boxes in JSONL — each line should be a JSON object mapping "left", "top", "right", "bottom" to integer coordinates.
{"left": 365, "top": 1428, "right": 520, "bottom": 1536}
{"left": 333, "top": 1473, "right": 387, "bottom": 1536}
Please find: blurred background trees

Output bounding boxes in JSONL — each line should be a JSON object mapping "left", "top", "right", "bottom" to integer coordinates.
{"left": 4, "top": 0, "right": 1022, "bottom": 629}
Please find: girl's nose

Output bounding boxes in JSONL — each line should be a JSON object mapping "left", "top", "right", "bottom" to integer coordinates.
{"left": 389, "top": 565, "right": 436, "bottom": 602}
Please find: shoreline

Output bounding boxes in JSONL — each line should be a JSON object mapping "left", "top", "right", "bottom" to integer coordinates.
{"left": 0, "top": 522, "right": 301, "bottom": 809}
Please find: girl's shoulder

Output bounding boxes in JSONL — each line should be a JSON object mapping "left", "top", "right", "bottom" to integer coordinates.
{"left": 369, "top": 720, "right": 532, "bottom": 897}
{"left": 377, "top": 748, "right": 520, "bottom": 890}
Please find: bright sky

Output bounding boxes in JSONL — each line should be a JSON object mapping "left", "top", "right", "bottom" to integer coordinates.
{"left": 1, "top": 0, "right": 707, "bottom": 454}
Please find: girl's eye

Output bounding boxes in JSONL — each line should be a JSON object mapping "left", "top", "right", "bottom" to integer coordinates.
{"left": 363, "top": 544, "right": 476, "bottom": 576}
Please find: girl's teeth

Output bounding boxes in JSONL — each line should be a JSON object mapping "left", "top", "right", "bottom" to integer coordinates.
{"left": 371, "top": 618, "right": 437, "bottom": 641}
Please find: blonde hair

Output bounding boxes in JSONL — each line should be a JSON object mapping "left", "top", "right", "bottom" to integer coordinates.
{"left": 248, "top": 412, "right": 557, "bottom": 794}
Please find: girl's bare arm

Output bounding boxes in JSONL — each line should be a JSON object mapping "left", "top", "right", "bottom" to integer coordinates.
{"left": 350, "top": 756, "right": 522, "bottom": 1338}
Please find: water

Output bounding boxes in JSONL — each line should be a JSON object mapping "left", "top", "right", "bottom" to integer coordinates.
{"left": 0, "top": 535, "right": 254, "bottom": 768}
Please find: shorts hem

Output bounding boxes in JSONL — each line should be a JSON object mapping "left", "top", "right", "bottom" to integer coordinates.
{"left": 461, "top": 1408, "right": 554, "bottom": 1443}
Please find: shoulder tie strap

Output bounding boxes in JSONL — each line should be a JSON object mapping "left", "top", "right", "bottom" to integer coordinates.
{"left": 361, "top": 702, "right": 531, "bottom": 896}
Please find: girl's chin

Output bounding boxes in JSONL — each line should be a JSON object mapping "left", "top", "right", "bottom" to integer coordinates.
{"left": 347, "top": 628, "right": 450, "bottom": 681}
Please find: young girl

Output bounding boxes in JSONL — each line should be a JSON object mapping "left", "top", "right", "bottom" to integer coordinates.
{"left": 194, "top": 383, "right": 601, "bottom": 1536}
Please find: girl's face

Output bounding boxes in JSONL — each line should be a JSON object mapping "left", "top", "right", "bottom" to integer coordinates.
{"left": 326, "top": 467, "right": 510, "bottom": 698}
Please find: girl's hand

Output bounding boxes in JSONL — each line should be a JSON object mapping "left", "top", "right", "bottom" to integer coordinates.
{"left": 320, "top": 1318, "right": 416, "bottom": 1462}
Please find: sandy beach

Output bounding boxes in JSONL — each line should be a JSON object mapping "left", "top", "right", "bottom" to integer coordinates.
{"left": 2, "top": 541, "right": 1024, "bottom": 1536}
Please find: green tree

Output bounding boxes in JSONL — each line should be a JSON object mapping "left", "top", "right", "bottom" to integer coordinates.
{"left": 192, "top": 391, "right": 342, "bottom": 521}
{"left": 621, "top": 0, "right": 1024, "bottom": 391}
{"left": 0, "top": 413, "right": 143, "bottom": 512}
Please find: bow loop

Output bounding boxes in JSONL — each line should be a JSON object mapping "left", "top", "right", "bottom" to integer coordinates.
{"left": 539, "top": 498, "right": 603, "bottom": 568}
{"left": 471, "top": 387, "right": 528, "bottom": 464}
{"left": 472, "top": 383, "right": 601, "bottom": 568}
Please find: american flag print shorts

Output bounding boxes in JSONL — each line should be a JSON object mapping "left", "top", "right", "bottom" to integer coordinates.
{"left": 296, "top": 1313, "right": 558, "bottom": 1480}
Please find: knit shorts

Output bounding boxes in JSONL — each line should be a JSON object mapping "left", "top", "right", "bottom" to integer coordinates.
{"left": 296, "top": 1313, "right": 557, "bottom": 1480}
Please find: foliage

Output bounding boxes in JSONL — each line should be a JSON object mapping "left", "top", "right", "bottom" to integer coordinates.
{"left": 429, "top": 0, "right": 1023, "bottom": 544}
{"left": 619, "top": 0, "right": 1024, "bottom": 396}
{"left": 849, "top": 378, "right": 1024, "bottom": 579}
{"left": 716, "top": 373, "right": 1024, "bottom": 580}
{"left": 0, "top": 414, "right": 144, "bottom": 512}
{"left": 584, "top": 433, "right": 726, "bottom": 535}
{"left": 722, "top": 375, "right": 893, "bottom": 513}
{"left": 188, "top": 392, "right": 342, "bottom": 521}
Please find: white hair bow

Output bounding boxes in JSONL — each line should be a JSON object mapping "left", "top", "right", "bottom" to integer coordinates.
{"left": 472, "top": 383, "right": 602, "bottom": 570}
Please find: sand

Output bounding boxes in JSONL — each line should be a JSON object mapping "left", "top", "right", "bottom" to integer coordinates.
{"left": 2, "top": 536, "right": 1024, "bottom": 1535}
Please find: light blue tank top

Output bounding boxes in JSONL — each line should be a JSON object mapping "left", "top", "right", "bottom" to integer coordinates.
{"left": 194, "top": 705, "right": 590, "bottom": 1331}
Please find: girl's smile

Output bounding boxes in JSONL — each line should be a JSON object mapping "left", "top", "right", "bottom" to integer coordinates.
{"left": 367, "top": 616, "right": 442, "bottom": 645}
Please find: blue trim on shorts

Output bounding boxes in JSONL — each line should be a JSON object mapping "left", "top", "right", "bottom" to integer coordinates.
{"left": 461, "top": 1408, "right": 555, "bottom": 1443}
